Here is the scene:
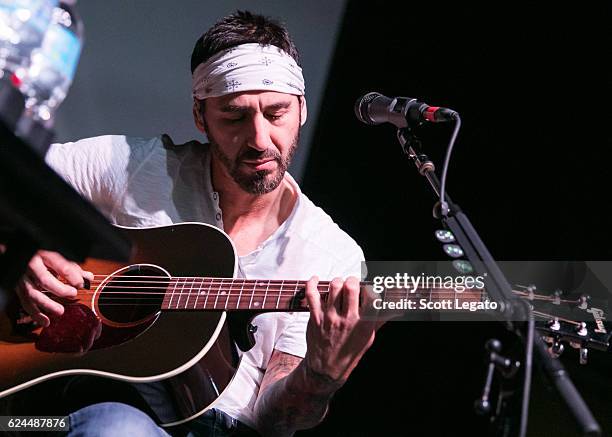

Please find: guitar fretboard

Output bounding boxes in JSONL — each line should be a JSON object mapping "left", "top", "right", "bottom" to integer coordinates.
{"left": 160, "top": 278, "right": 486, "bottom": 311}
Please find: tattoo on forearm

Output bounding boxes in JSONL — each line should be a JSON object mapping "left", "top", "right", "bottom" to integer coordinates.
{"left": 255, "top": 356, "right": 339, "bottom": 437}
{"left": 262, "top": 353, "right": 301, "bottom": 386}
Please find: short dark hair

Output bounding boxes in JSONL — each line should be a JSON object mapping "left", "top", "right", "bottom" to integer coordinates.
{"left": 190, "top": 10, "right": 300, "bottom": 74}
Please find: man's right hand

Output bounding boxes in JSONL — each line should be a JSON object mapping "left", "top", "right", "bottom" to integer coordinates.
{"left": 15, "top": 250, "right": 94, "bottom": 327}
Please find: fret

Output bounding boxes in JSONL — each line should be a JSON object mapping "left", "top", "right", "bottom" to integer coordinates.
{"left": 292, "top": 281, "right": 299, "bottom": 310}
{"left": 176, "top": 278, "right": 186, "bottom": 309}
{"left": 248, "top": 281, "right": 255, "bottom": 309}
{"left": 251, "top": 281, "right": 264, "bottom": 309}
{"left": 185, "top": 277, "right": 195, "bottom": 309}
{"left": 224, "top": 280, "right": 231, "bottom": 309}
{"left": 237, "top": 279, "right": 244, "bottom": 309}
{"left": 173, "top": 278, "right": 180, "bottom": 309}
{"left": 213, "top": 279, "right": 223, "bottom": 309}
{"left": 262, "top": 280, "right": 270, "bottom": 309}
{"left": 194, "top": 278, "right": 202, "bottom": 309}
{"left": 276, "top": 280, "right": 283, "bottom": 309}
{"left": 203, "top": 280, "right": 211, "bottom": 309}
{"left": 167, "top": 278, "right": 177, "bottom": 308}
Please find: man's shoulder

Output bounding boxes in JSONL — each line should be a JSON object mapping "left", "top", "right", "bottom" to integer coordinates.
{"left": 47, "top": 134, "right": 156, "bottom": 163}
{"left": 47, "top": 134, "right": 209, "bottom": 167}
{"left": 49, "top": 133, "right": 208, "bottom": 153}
{"left": 290, "top": 189, "right": 364, "bottom": 261}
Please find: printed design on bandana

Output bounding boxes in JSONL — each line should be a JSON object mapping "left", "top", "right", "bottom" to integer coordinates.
{"left": 225, "top": 79, "right": 242, "bottom": 92}
{"left": 262, "top": 79, "right": 273, "bottom": 85}
{"left": 260, "top": 56, "right": 273, "bottom": 66}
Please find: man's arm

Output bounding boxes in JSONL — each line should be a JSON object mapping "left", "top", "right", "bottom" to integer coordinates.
{"left": 254, "top": 350, "right": 340, "bottom": 437}
{"left": 254, "top": 276, "right": 383, "bottom": 437}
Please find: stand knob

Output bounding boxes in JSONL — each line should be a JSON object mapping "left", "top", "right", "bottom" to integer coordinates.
{"left": 475, "top": 338, "right": 512, "bottom": 417}
{"left": 580, "top": 347, "right": 588, "bottom": 365}
{"left": 548, "top": 340, "right": 564, "bottom": 358}
{"left": 474, "top": 398, "right": 491, "bottom": 416}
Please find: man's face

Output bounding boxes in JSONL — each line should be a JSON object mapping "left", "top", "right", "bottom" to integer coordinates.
{"left": 198, "top": 91, "right": 302, "bottom": 195}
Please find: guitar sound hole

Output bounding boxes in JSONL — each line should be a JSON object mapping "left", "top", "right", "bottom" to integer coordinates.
{"left": 97, "top": 265, "right": 167, "bottom": 324}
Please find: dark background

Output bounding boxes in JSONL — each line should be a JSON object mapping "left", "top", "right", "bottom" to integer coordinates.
{"left": 300, "top": 1, "right": 611, "bottom": 436}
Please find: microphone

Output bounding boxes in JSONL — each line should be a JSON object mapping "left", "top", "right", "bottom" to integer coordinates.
{"left": 355, "top": 92, "right": 458, "bottom": 128}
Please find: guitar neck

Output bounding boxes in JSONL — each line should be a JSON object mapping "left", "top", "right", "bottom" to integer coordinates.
{"left": 161, "top": 278, "right": 486, "bottom": 312}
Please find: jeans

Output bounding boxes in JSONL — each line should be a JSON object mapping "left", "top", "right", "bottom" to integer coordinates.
{"left": 65, "top": 402, "right": 261, "bottom": 437}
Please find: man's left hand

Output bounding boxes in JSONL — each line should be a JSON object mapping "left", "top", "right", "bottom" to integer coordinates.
{"left": 303, "top": 276, "right": 383, "bottom": 390}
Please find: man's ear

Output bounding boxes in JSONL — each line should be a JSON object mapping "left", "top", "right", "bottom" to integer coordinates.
{"left": 299, "top": 96, "right": 307, "bottom": 126}
{"left": 193, "top": 100, "right": 206, "bottom": 134}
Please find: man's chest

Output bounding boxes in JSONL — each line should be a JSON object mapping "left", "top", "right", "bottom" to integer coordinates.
{"left": 228, "top": 224, "right": 279, "bottom": 257}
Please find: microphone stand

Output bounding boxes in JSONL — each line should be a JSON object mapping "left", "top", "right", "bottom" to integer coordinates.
{"left": 396, "top": 126, "right": 601, "bottom": 437}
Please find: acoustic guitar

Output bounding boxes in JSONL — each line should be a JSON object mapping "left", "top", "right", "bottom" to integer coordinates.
{"left": 0, "top": 223, "right": 609, "bottom": 427}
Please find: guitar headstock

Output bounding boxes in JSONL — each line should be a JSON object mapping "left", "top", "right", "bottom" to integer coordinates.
{"left": 515, "top": 284, "right": 612, "bottom": 364}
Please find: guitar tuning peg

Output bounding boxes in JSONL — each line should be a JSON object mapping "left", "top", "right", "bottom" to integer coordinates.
{"left": 578, "top": 295, "right": 590, "bottom": 310}
{"left": 547, "top": 317, "right": 560, "bottom": 331}
{"left": 526, "top": 285, "right": 536, "bottom": 301}
{"left": 575, "top": 322, "right": 588, "bottom": 337}
{"left": 553, "top": 289, "right": 563, "bottom": 305}
{"left": 548, "top": 340, "right": 564, "bottom": 358}
{"left": 580, "top": 347, "right": 588, "bottom": 365}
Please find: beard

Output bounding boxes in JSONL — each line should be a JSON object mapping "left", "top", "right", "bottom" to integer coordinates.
{"left": 208, "top": 130, "right": 299, "bottom": 195}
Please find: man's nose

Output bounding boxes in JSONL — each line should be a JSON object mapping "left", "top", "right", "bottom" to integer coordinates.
{"left": 246, "top": 113, "right": 271, "bottom": 151}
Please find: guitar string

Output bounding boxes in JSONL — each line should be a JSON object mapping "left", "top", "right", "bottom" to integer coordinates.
{"left": 78, "top": 278, "right": 579, "bottom": 302}
{"left": 68, "top": 287, "right": 488, "bottom": 294}
{"left": 83, "top": 276, "right": 584, "bottom": 302}
{"left": 87, "top": 275, "right": 350, "bottom": 281}
{"left": 80, "top": 304, "right": 591, "bottom": 324}
{"left": 66, "top": 292, "right": 489, "bottom": 299}
{"left": 52, "top": 274, "right": 584, "bottom": 306}
{"left": 56, "top": 287, "right": 578, "bottom": 305}
{"left": 532, "top": 310, "right": 581, "bottom": 326}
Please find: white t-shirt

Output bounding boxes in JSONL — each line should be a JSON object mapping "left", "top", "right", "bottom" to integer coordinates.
{"left": 45, "top": 134, "right": 365, "bottom": 429}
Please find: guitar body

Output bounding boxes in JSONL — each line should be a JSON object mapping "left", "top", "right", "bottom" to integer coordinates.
{"left": 0, "top": 223, "right": 243, "bottom": 426}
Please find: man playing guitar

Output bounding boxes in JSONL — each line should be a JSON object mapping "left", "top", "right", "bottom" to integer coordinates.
{"left": 13, "top": 10, "right": 381, "bottom": 437}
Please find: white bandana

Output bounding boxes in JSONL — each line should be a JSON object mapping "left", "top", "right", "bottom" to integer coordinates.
{"left": 192, "top": 43, "right": 305, "bottom": 100}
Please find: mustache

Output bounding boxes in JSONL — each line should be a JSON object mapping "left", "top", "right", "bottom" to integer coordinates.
{"left": 238, "top": 148, "right": 282, "bottom": 162}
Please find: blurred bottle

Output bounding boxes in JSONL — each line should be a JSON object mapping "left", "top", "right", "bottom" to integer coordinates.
{"left": 13, "top": 0, "right": 83, "bottom": 127}
{"left": 0, "top": 0, "right": 57, "bottom": 78}
{"left": 0, "top": 0, "right": 56, "bottom": 130}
